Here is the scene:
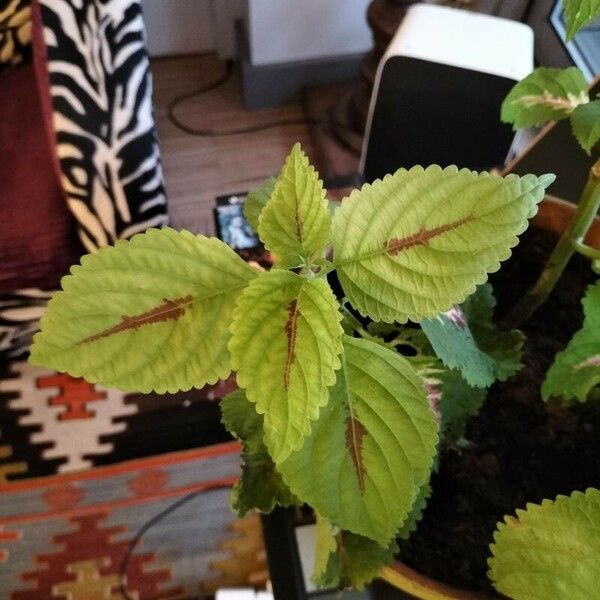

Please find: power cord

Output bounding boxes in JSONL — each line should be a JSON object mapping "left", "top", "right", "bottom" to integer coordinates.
{"left": 118, "top": 482, "right": 234, "bottom": 600}
{"left": 166, "top": 58, "right": 330, "bottom": 137}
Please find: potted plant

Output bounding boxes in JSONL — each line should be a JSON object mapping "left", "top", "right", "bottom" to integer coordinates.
{"left": 29, "top": 6, "right": 600, "bottom": 598}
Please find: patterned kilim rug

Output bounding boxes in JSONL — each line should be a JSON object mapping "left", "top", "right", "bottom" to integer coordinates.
{"left": 0, "top": 361, "right": 265, "bottom": 599}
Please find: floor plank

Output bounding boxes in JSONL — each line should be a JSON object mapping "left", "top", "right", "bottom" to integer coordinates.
{"left": 151, "top": 53, "right": 315, "bottom": 235}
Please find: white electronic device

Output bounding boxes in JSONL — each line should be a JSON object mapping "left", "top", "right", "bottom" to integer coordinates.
{"left": 361, "top": 4, "right": 534, "bottom": 182}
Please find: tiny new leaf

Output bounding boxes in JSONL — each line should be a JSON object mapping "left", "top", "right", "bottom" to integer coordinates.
{"left": 571, "top": 99, "right": 600, "bottom": 154}
{"left": 421, "top": 284, "right": 524, "bottom": 388}
{"left": 332, "top": 165, "right": 553, "bottom": 323}
{"left": 542, "top": 280, "right": 600, "bottom": 402}
{"left": 279, "top": 335, "right": 438, "bottom": 546}
{"left": 257, "top": 143, "right": 331, "bottom": 266}
{"left": 501, "top": 67, "right": 589, "bottom": 129}
{"left": 244, "top": 176, "right": 276, "bottom": 231}
{"left": 220, "top": 389, "right": 296, "bottom": 515}
{"left": 30, "top": 228, "right": 257, "bottom": 393}
{"left": 313, "top": 515, "right": 397, "bottom": 590}
{"left": 489, "top": 488, "right": 600, "bottom": 600}
{"left": 563, "top": 0, "right": 600, "bottom": 40}
{"left": 229, "top": 269, "right": 343, "bottom": 463}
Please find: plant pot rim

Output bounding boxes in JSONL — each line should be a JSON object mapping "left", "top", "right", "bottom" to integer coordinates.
{"left": 381, "top": 195, "right": 600, "bottom": 600}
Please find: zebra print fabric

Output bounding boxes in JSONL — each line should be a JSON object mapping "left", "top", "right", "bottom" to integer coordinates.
{"left": 39, "top": 0, "right": 169, "bottom": 252}
{"left": 0, "top": 290, "right": 52, "bottom": 358}
{"left": 0, "top": 0, "right": 31, "bottom": 67}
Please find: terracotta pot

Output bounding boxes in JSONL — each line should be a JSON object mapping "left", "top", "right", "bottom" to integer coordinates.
{"left": 378, "top": 195, "right": 600, "bottom": 600}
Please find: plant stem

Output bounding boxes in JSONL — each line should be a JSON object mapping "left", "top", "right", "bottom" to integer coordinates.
{"left": 573, "top": 241, "right": 600, "bottom": 261}
{"left": 503, "top": 161, "right": 600, "bottom": 329}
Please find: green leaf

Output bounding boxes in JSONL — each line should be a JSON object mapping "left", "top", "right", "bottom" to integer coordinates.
{"left": 488, "top": 488, "right": 600, "bottom": 600}
{"left": 257, "top": 143, "right": 331, "bottom": 266}
{"left": 229, "top": 269, "right": 343, "bottom": 463}
{"left": 571, "top": 100, "right": 600, "bottom": 154}
{"left": 313, "top": 516, "right": 397, "bottom": 590}
{"left": 422, "top": 284, "right": 524, "bottom": 388}
{"left": 501, "top": 67, "right": 589, "bottom": 129}
{"left": 542, "top": 281, "right": 600, "bottom": 402}
{"left": 29, "top": 228, "right": 257, "bottom": 393}
{"left": 220, "top": 389, "right": 296, "bottom": 516}
{"left": 332, "top": 165, "right": 553, "bottom": 324}
{"left": 437, "top": 368, "right": 488, "bottom": 440}
{"left": 397, "top": 482, "right": 432, "bottom": 540}
{"left": 313, "top": 515, "right": 341, "bottom": 588}
{"left": 244, "top": 177, "right": 277, "bottom": 231}
{"left": 563, "top": 0, "right": 600, "bottom": 40}
{"left": 279, "top": 335, "right": 438, "bottom": 546}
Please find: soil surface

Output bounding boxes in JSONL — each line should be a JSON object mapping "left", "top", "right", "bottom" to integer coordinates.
{"left": 397, "top": 227, "right": 600, "bottom": 593}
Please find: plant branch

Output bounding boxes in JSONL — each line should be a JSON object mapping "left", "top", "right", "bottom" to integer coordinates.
{"left": 573, "top": 241, "right": 600, "bottom": 261}
{"left": 503, "top": 160, "right": 600, "bottom": 329}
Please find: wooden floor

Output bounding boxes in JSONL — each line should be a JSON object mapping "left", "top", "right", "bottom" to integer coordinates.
{"left": 151, "top": 53, "right": 315, "bottom": 235}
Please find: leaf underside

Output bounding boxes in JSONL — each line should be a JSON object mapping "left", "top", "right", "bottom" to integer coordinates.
{"left": 422, "top": 284, "right": 524, "bottom": 388}
{"left": 542, "top": 281, "right": 600, "bottom": 402}
{"left": 563, "top": 0, "right": 600, "bottom": 40}
{"left": 220, "top": 389, "right": 296, "bottom": 516}
{"left": 257, "top": 143, "right": 331, "bottom": 266}
{"left": 279, "top": 335, "right": 438, "bottom": 546}
{"left": 229, "top": 269, "right": 343, "bottom": 463}
{"left": 489, "top": 488, "right": 600, "bottom": 600}
{"left": 29, "top": 228, "right": 257, "bottom": 393}
{"left": 332, "top": 165, "right": 553, "bottom": 323}
{"left": 501, "top": 67, "right": 589, "bottom": 129}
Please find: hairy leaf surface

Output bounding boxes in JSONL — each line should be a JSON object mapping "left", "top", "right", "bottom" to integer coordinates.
{"left": 258, "top": 143, "right": 331, "bottom": 265}
{"left": 332, "top": 166, "right": 553, "bottom": 323}
{"left": 571, "top": 99, "right": 600, "bottom": 154}
{"left": 221, "top": 389, "right": 296, "bottom": 515}
{"left": 244, "top": 176, "right": 276, "bottom": 231}
{"left": 279, "top": 335, "right": 438, "bottom": 545}
{"left": 563, "top": 0, "right": 600, "bottom": 40}
{"left": 422, "top": 284, "right": 524, "bottom": 388}
{"left": 229, "top": 269, "right": 343, "bottom": 463}
{"left": 501, "top": 67, "right": 589, "bottom": 128}
{"left": 313, "top": 515, "right": 397, "bottom": 590}
{"left": 489, "top": 488, "right": 600, "bottom": 600}
{"left": 30, "top": 228, "right": 257, "bottom": 393}
{"left": 542, "top": 281, "right": 600, "bottom": 402}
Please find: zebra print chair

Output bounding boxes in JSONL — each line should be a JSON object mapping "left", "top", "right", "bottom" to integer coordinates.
{"left": 1, "top": 2, "right": 256, "bottom": 597}
{"left": 1, "top": 0, "right": 169, "bottom": 356}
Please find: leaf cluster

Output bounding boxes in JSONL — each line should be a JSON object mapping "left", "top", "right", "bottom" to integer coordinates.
{"left": 30, "top": 144, "right": 553, "bottom": 590}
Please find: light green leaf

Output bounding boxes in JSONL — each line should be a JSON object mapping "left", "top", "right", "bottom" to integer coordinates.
{"left": 313, "top": 515, "right": 341, "bottom": 588}
{"left": 29, "top": 228, "right": 257, "bottom": 393}
{"left": 488, "top": 488, "right": 600, "bottom": 600}
{"left": 229, "top": 269, "right": 343, "bottom": 463}
{"left": 571, "top": 100, "right": 600, "bottom": 154}
{"left": 397, "top": 482, "right": 432, "bottom": 540}
{"left": 313, "top": 516, "right": 397, "bottom": 590}
{"left": 422, "top": 284, "right": 524, "bottom": 388}
{"left": 542, "top": 281, "right": 600, "bottom": 402}
{"left": 332, "top": 166, "right": 553, "bottom": 324}
{"left": 244, "top": 177, "right": 276, "bottom": 231}
{"left": 221, "top": 389, "right": 296, "bottom": 516}
{"left": 501, "top": 67, "right": 589, "bottom": 129}
{"left": 257, "top": 143, "right": 331, "bottom": 265}
{"left": 279, "top": 335, "right": 438, "bottom": 545}
{"left": 563, "top": 0, "right": 600, "bottom": 40}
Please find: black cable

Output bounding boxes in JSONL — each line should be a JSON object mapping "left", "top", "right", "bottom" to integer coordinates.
{"left": 166, "top": 58, "right": 329, "bottom": 137}
{"left": 118, "top": 482, "right": 234, "bottom": 600}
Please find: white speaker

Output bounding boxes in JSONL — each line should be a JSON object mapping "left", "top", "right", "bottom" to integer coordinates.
{"left": 361, "top": 4, "right": 534, "bottom": 182}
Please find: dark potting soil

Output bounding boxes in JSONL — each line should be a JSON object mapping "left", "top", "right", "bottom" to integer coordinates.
{"left": 397, "top": 227, "right": 600, "bottom": 593}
